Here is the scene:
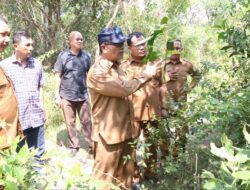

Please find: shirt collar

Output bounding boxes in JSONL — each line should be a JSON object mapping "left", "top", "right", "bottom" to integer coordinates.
{"left": 67, "top": 48, "right": 83, "bottom": 56}
{"left": 128, "top": 57, "right": 144, "bottom": 65}
{"left": 10, "top": 55, "right": 34, "bottom": 67}
{"left": 167, "top": 59, "right": 183, "bottom": 65}
{"left": 98, "top": 56, "right": 120, "bottom": 69}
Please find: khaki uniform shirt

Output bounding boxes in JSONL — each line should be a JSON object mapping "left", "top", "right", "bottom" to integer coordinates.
{"left": 162, "top": 59, "right": 201, "bottom": 102}
{"left": 122, "top": 59, "right": 161, "bottom": 121}
{"left": 87, "top": 57, "right": 151, "bottom": 144}
{"left": 0, "top": 67, "right": 20, "bottom": 149}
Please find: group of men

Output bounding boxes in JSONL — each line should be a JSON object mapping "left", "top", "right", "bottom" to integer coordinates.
{"left": 87, "top": 27, "right": 201, "bottom": 190}
{"left": 0, "top": 15, "right": 201, "bottom": 190}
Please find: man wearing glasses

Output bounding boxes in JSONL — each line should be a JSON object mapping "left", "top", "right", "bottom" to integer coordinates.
{"left": 87, "top": 27, "right": 162, "bottom": 189}
{"left": 122, "top": 32, "right": 162, "bottom": 186}
{"left": 0, "top": 16, "right": 21, "bottom": 149}
{"left": 54, "top": 31, "right": 92, "bottom": 155}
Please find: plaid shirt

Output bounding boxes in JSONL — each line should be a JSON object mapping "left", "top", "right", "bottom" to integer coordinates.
{"left": 0, "top": 55, "right": 45, "bottom": 130}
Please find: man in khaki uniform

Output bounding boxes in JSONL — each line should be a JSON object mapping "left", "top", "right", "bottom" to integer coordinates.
{"left": 87, "top": 26, "right": 161, "bottom": 190}
{"left": 160, "top": 39, "right": 201, "bottom": 158}
{"left": 0, "top": 16, "right": 20, "bottom": 149}
{"left": 122, "top": 32, "right": 161, "bottom": 184}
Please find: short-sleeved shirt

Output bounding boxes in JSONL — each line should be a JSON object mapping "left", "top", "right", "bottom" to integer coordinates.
{"left": 163, "top": 59, "right": 201, "bottom": 101}
{"left": 0, "top": 55, "right": 45, "bottom": 130}
{"left": 54, "top": 49, "right": 92, "bottom": 101}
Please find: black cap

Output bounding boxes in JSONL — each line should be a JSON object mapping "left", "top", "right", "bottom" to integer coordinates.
{"left": 97, "top": 26, "right": 126, "bottom": 45}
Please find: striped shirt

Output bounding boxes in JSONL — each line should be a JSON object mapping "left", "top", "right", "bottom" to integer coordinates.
{"left": 0, "top": 55, "right": 45, "bottom": 130}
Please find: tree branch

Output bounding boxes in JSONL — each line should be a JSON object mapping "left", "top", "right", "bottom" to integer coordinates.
{"left": 105, "top": 0, "right": 122, "bottom": 28}
{"left": 95, "top": 0, "right": 123, "bottom": 59}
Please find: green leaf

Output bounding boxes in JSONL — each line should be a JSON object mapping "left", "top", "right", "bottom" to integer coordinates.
{"left": 210, "top": 143, "right": 234, "bottom": 160}
{"left": 5, "top": 181, "right": 18, "bottom": 190}
{"left": 203, "top": 181, "right": 228, "bottom": 190}
{"left": 10, "top": 137, "right": 21, "bottom": 153}
{"left": 70, "top": 163, "right": 81, "bottom": 177}
{"left": 201, "top": 171, "right": 215, "bottom": 179}
{"left": 234, "top": 150, "right": 250, "bottom": 163}
{"left": 203, "top": 181, "right": 218, "bottom": 190}
{"left": 232, "top": 171, "right": 250, "bottom": 180}
{"left": 17, "top": 145, "right": 30, "bottom": 164}
{"left": 148, "top": 51, "right": 159, "bottom": 62}
{"left": 221, "top": 134, "right": 233, "bottom": 149}
{"left": 147, "top": 35, "right": 156, "bottom": 46}
{"left": 243, "top": 126, "right": 250, "bottom": 144}
{"left": 2, "top": 164, "right": 12, "bottom": 175}
{"left": 166, "top": 40, "right": 174, "bottom": 51}
{"left": 160, "top": 16, "right": 168, "bottom": 25}
{"left": 221, "top": 45, "right": 232, "bottom": 50}
{"left": 220, "top": 162, "right": 231, "bottom": 174}
{"left": 218, "top": 32, "right": 226, "bottom": 40}
{"left": 229, "top": 52, "right": 239, "bottom": 57}
{"left": 13, "top": 166, "right": 27, "bottom": 182}
{"left": 214, "top": 17, "right": 227, "bottom": 29}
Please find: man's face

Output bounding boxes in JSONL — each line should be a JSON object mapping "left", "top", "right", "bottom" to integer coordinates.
{"left": 14, "top": 37, "right": 34, "bottom": 58}
{"left": 173, "top": 41, "right": 182, "bottom": 52}
{"left": 70, "top": 32, "right": 83, "bottom": 50}
{"left": 0, "top": 21, "right": 10, "bottom": 53}
{"left": 102, "top": 42, "right": 124, "bottom": 62}
{"left": 129, "top": 35, "right": 147, "bottom": 60}
{"left": 170, "top": 41, "right": 182, "bottom": 62}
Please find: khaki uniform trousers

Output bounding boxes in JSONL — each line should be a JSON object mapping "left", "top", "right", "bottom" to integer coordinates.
{"left": 92, "top": 137, "right": 134, "bottom": 190}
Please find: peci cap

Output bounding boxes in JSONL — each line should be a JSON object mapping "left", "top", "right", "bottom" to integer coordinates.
{"left": 97, "top": 26, "right": 126, "bottom": 45}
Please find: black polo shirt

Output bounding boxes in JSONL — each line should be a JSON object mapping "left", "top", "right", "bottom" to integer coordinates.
{"left": 54, "top": 49, "right": 92, "bottom": 101}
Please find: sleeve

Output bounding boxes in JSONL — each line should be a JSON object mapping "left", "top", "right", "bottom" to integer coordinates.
{"left": 86, "top": 52, "right": 92, "bottom": 72}
{"left": 87, "top": 61, "right": 151, "bottom": 97}
{"left": 189, "top": 63, "right": 201, "bottom": 81}
{"left": 187, "top": 62, "right": 201, "bottom": 89}
{"left": 54, "top": 52, "right": 64, "bottom": 73}
{"left": 38, "top": 62, "right": 45, "bottom": 88}
{"left": 161, "top": 62, "right": 170, "bottom": 83}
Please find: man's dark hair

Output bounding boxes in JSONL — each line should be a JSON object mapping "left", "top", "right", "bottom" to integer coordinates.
{"left": 127, "top": 32, "right": 144, "bottom": 46}
{"left": 13, "top": 30, "right": 31, "bottom": 44}
{"left": 174, "top": 38, "right": 182, "bottom": 44}
{"left": 0, "top": 15, "right": 8, "bottom": 24}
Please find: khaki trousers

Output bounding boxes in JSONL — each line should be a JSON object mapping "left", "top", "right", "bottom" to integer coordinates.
{"left": 61, "top": 99, "right": 92, "bottom": 149}
{"left": 92, "top": 138, "right": 134, "bottom": 190}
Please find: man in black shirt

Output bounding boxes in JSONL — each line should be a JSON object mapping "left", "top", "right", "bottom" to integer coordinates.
{"left": 54, "top": 31, "right": 92, "bottom": 155}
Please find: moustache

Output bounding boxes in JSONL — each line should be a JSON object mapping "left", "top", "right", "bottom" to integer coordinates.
{"left": 170, "top": 54, "right": 180, "bottom": 61}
